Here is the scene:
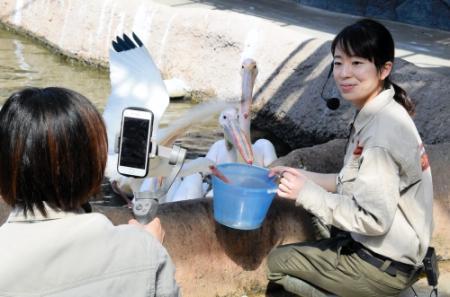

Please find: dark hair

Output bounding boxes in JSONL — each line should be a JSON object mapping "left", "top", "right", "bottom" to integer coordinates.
{"left": 0, "top": 87, "right": 108, "bottom": 217}
{"left": 331, "top": 18, "right": 415, "bottom": 115}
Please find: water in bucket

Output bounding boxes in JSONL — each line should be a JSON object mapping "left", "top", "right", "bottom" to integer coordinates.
{"left": 212, "top": 163, "right": 278, "bottom": 230}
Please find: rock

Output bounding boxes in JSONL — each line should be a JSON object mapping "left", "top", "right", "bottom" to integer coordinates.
{"left": 270, "top": 138, "right": 346, "bottom": 172}
{"left": 253, "top": 50, "right": 450, "bottom": 150}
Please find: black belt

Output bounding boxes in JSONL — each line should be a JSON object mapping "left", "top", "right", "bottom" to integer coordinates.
{"left": 355, "top": 247, "right": 417, "bottom": 277}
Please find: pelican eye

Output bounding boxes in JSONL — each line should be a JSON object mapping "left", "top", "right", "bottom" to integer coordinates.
{"left": 223, "top": 115, "right": 227, "bottom": 119}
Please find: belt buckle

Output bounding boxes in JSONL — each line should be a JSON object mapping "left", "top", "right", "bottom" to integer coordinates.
{"left": 357, "top": 248, "right": 397, "bottom": 277}
{"left": 380, "top": 257, "right": 415, "bottom": 277}
{"left": 382, "top": 261, "right": 398, "bottom": 277}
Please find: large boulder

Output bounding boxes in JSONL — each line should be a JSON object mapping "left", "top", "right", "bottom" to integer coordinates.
{"left": 252, "top": 45, "right": 450, "bottom": 150}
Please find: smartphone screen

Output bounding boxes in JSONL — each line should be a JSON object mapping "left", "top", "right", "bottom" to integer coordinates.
{"left": 120, "top": 117, "right": 150, "bottom": 168}
{"left": 118, "top": 108, "right": 153, "bottom": 177}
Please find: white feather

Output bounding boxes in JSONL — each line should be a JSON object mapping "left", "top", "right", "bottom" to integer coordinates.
{"left": 103, "top": 46, "right": 169, "bottom": 154}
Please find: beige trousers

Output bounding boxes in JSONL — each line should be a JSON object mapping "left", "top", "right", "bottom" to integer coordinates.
{"left": 267, "top": 236, "right": 419, "bottom": 297}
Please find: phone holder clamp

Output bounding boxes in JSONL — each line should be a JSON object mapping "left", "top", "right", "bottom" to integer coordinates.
{"left": 133, "top": 143, "right": 186, "bottom": 224}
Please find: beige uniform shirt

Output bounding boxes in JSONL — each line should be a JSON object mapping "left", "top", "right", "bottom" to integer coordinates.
{"left": 0, "top": 205, "right": 180, "bottom": 296}
{"left": 297, "top": 87, "right": 433, "bottom": 266}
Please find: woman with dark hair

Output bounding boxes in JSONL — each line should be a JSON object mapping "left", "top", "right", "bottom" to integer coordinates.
{"left": 0, "top": 87, "right": 180, "bottom": 296}
{"left": 267, "top": 19, "right": 433, "bottom": 296}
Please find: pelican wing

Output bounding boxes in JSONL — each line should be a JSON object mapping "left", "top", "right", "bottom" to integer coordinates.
{"left": 178, "top": 157, "right": 215, "bottom": 177}
{"left": 144, "top": 156, "right": 214, "bottom": 178}
{"left": 103, "top": 33, "right": 169, "bottom": 153}
{"left": 157, "top": 100, "right": 231, "bottom": 146}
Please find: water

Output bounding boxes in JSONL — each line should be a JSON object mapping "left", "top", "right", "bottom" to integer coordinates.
{"left": 0, "top": 27, "right": 221, "bottom": 158}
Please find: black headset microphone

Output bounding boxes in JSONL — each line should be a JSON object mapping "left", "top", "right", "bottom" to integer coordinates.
{"left": 321, "top": 64, "right": 340, "bottom": 110}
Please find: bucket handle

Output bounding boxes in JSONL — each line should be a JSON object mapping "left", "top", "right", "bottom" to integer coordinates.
{"left": 267, "top": 188, "right": 278, "bottom": 194}
{"left": 266, "top": 175, "right": 279, "bottom": 194}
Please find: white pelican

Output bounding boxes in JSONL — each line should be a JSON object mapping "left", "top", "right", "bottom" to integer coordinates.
{"left": 206, "top": 58, "right": 277, "bottom": 167}
{"left": 174, "top": 59, "right": 277, "bottom": 200}
{"left": 139, "top": 59, "right": 272, "bottom": 203}
{"left": 103, "top": 33, "right": 225, "bottom": 198}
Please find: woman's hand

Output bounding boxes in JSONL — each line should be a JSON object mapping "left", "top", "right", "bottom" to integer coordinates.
{"left": 129, "top": 217, "right": 165, "bottom": 243}
{"left": 269, "top": 166, "right": 307, "bottom": 200}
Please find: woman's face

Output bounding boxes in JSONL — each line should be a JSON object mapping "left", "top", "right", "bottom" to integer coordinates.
{"left": 333, "top": 46, "right": 391, "bottom": 109}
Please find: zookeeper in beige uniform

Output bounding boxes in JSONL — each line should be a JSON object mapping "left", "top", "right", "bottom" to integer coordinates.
{"left": 267, "top": 19, "right": 433, "bottom": 297}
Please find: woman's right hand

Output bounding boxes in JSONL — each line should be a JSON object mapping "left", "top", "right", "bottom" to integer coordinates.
{"left": 269, "top": 166, "right": 307, "bottom": 200}
{"left": 129, "top": 217, "right": 165, "bottom": 243}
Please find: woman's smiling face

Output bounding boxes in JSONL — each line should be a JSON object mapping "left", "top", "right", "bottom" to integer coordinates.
{"left": 333, "top": 45, "right": 391, "bottom": 109}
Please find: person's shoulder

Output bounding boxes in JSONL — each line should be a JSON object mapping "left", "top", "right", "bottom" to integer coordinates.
{"left": 67, "top": 213, "right": 160, "bottom": 247}
{"left": 366, "top": 101, "right": 421, "bottom": 163}
{"left": 371, "top": 100, "right": 417, "bottom": 144}
{"left": 69, "top": 212, "right": 167, "bottom": 255}
{"left": 66, "top": 212, "right": 113, "bottom": 229}
{"left": 115, "top": 223, "right": 168, "bottom": 254}
{"left": 84, "top": 216, "right": 169, "bottom": 268}
{"left": 118, "top": 224, "right": 172, "bottom": 269}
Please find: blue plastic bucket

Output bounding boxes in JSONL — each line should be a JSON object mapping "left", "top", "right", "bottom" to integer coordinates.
{"left": 212, "top": 163, "right": 278, "bottom": 230}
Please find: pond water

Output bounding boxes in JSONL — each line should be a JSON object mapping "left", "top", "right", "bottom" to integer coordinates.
{"left": 0, "top": 27, "right": 221, "bottom": 158}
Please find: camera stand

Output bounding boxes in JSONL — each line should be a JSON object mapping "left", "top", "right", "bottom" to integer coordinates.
{"left": 133, "top": 144, "right": 186, "bottom": 224}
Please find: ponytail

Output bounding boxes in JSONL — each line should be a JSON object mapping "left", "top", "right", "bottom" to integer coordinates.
{"left": 385, "top": 78, "right": 415, "bottom": 116}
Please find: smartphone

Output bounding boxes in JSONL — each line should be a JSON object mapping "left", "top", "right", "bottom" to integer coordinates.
{"left": 117, "top": 108, "right": 154, "bottom": 178}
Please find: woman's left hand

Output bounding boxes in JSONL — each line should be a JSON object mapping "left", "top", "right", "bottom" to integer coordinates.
{"left": 269, "top": 166, "right": 307, "bottom": 200}
{"left": 128, "top": 217, "right": 165, "bottom": 243}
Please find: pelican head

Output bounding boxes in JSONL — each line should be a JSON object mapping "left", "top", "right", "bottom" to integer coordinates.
{"left": 219, "top": 108, "right": 254, "bottom": 164}
{"left": 240, "top": 58, "right": 258, "bottom": 135}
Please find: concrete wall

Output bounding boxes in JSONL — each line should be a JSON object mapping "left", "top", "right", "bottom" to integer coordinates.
{"left": 295, "top": 0, "right": 450, "bottom": 31}
{"left": 0, "top": 0, "right": 326, "bottom": 102}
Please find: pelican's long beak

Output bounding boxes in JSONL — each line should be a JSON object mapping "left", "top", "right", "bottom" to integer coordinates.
{"left": 223, "top": 117, "right": 254, "bottom": 165}
{"left": 240, "top": 68, "right": 255, "bottom": 116}
{"left": 240, "top": 59, "right": 258, "bottom": 133}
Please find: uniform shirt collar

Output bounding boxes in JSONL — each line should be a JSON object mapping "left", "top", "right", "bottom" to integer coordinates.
{"left": 7, "top": 203, "right": 83, "bottom": 223}
{"left": 353, "top": 87, "right": 395, "bottom": 135}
